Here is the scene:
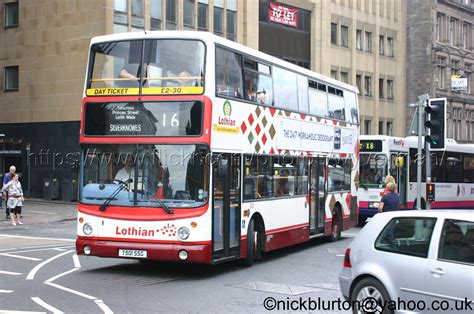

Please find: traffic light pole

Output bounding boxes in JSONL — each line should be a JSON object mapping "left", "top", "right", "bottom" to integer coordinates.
{"left": 416, "top": 101, "right": 423, "bottom": 210}
{"left": 425, "top": 124, "right": 431, "bottom": 211}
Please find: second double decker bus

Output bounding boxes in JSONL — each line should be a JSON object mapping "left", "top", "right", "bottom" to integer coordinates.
{"left": 76, "top": 31, "right": 360, "bottom": 265}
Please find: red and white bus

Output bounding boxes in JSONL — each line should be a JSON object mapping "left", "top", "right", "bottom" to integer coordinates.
{"left": 359, "top": 135, "right": 474, "bottom": 223}
{"left": 76, "top": 31, "right": 360, "bottom": 265}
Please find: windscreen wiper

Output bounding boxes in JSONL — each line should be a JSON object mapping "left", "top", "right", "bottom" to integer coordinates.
{"left": 99, "top": 179, "right": 132, "bottom": 212}
{"left": 146, "top": 182, "right": 174, "bottom": 215}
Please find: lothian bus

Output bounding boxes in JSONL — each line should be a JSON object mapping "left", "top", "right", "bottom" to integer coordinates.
{"left": 359, "top": 135, "right": 474, "bottom": 223}
{"left": 76, "top": 31, "right": 360, "bottom": 265}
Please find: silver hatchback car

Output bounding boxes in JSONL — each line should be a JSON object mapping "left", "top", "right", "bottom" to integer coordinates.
{"left": 339, "top": 210, "right": 474, "bottom": 313}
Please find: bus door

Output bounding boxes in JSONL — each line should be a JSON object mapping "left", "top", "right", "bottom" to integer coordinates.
{"left": 212, "top": 153, "right": 241, "bottom": 262}
{"left": 309, "top": 157, "right": 326, "bottom": 234}
{"left": 390, "top": 152, "right": 407, "bottom": 206}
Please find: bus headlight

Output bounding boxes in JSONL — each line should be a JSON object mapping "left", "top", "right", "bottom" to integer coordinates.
{"left": 177, "top": 227, "right": 190, "bottom": 240}
{"left": 83, "top": 223, "right": 93, "bottom": 235}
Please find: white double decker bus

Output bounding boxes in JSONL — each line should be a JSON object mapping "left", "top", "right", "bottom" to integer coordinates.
{"left": 76, "top": 31, "right": 360, "bottom": 265}
{"left": 359, "top": 135, "right": 474, "bottom": 223}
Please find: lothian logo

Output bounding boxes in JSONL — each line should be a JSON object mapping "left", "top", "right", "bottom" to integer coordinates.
{"left": 219, "top": 100, "right": 236, "bottom": 126}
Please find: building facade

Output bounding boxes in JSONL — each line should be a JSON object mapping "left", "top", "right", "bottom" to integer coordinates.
{"left": 1, "top": 0, "right": 406, "bottom": 196}
{"left": 406, "top": 0, "right": 474, "bottom": 142}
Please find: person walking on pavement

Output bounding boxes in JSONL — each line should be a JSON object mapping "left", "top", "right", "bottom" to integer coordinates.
{"left": 2, "top": 165, "right": 16, "bottom": 219}
{"left": 2, "top": 173, "right": 24, "bottom": 225}
{"left": 378, "top": 182, "right": 400, "bottom": 213}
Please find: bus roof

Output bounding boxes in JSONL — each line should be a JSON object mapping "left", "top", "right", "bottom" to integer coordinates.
{"left": 89, "top": 31, "right": 359, "bottom": 94}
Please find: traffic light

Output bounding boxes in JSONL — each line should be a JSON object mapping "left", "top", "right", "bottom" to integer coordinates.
{"left": 425, "top": 98, "right": 447, "bottom": 150}
{"left": 426, "top": 183, "right": 435, "bottom": 202}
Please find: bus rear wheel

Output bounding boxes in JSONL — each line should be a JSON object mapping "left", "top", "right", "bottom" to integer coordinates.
{"left": 330, "top": 210, "right": 342, "bottom": 242}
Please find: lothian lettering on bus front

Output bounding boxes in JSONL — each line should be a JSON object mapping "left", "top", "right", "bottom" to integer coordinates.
{"left": 116, "top": 226, "right": 156, "bottom": 237}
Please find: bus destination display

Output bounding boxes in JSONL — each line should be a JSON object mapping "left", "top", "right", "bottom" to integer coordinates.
{"left": 360, "top": 140, "right": 383, "bottom": 152}
{"left": 84, "top": 101, "right": 202, "bottom": 136}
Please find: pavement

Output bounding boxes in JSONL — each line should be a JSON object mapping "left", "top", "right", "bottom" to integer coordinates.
{"left": 0, "top": 198, "right": 77, "bottom": 227}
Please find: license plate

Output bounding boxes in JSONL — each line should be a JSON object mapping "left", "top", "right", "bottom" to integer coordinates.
{"left": 118, "top": 249, "right": 147, "bottom": 258}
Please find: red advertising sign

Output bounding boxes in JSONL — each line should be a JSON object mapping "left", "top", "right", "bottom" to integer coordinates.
{"left": 269, "top": 3, "right": 298, "bottom": 28}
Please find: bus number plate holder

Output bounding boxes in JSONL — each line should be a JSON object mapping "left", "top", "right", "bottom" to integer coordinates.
{"left": 118, "top": 249, "right": 148, "bottom": 258}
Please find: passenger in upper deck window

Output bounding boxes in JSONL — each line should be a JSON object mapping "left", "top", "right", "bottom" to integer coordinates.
{"left": 177, "top": 70, "right": 194, "bottom": 87}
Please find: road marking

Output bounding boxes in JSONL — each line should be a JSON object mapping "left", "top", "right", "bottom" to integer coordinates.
{"left": 20, "top": 244, "right": 74, "bottom": 250}
{"left": 29, "top": 210, "right": 56, "bottom": 215}
{"left": 45, "top": 268, "right": 79, "bottom": 284}
{"left": 0, "top": 270, "right": 22, "bottom": 275}
{"left": 43, "top": 255, "right": 113, "bottom": 314}
{"left": 341, "top": 233, "right": 358, "bottom": 237}
{"left": 27, "top": 250, "right": 74, "bottom": 280}
{"left": 52, "top": 248, "right": 67, "bottom": 251}
{"left": 0, "top": 290, "right": 14, "bottom": 293}
{"left": 6, "top": 246, "right": 74, "bottom": 255}
{"left": 0, "top": 234, "right": 75, "bottom": 242}
{"left": 72, "top": 254, "right": 81, "bottom": 268}
{"left": 95, "top": 299, "right": 113, "bottom": 314}
{"left": 45, "top": 282, "right": 96, "bottom": 300}
{"left": 0, "top": 253, "right": 42, "bottom": 261}
{"left": 0, "top": 311, "right": 45, "bottom": 314}
{"left": 31, "top": 297, "right": 63, "bottom": 314}
{"left": 336, "top": 254, "right": 345, "bottom": 257}
{"left": 0, "top": 248, "right": 18, "bottom": 252}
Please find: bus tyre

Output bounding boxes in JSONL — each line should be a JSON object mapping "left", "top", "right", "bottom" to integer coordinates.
{"left": 330, "top": 210, "right": 342, "bottom": 242}
{"left": 413, "top": 198, "right": 426, "bottom": 210}
{"left": 350, "top": 277, "right": 392, "bottom": 314}
{"left": 242, "top": 219, "right": 257, "bottom": 267}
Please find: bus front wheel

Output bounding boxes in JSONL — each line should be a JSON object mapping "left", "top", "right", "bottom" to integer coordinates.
{"left": 241, "top": 219, "right": 260, "bottom": 266}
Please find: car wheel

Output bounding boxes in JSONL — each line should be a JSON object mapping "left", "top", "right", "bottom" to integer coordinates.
{"left": 330, "top": 210, "right": 342, "bottom": 242}
{"left": 351, "top": 278, "right": 392, "bottom": 314}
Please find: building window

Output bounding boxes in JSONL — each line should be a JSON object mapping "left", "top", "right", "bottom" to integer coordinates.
{"left": 150, "top": 0, "right": 162, "bottom": 30}
{"left": 378, "top": 121, "right": 384, "bottom": 135}
{"left": 386, "top": 121, "right": 393, "bottom": 136}
{"left": 198, "top": 0, "right": 208, "bottom": 31}
{"left": 340, "top": 71, "right": 348, "bottom": 83}
{"left": 114, "top": 0, "right": 128, "bottom": 30}
{"left": 226, "top": 0, "right": 237, "bottom": 41}
{"left": 379, "top": 78, "right": 384, "bottom": 98}
{"left": 462, "top": 23, "right": 470, "bottom": 50}
{"left": 364, "top": 75, "right": 372, "bottom": 96}
{"left": 341, "top": 25, "right": 349, "bottom": 47}
{"left": 331, "top": 23, "right": 338, "bottom": 45}
{"left": 451, "top": 60, "right": 460, "bottom": 75}
{"left": 449, "top": 18, "right": 455, "bottom": 45}
{"left": 356, "top": 74, "right": 362, "bottom": 94}
{"left": 166, "top": 0, "right": 177, "bottom": 29}
{"left": 387, "top": 79, "right": 394, "bottom": 99}
{"left": 183, "top": 0, "right": 195, "bottom": 30}
{"left": 213, "top": 1, "right": 224, "bottom": 36}
{"left": 356, "top": 29, "right": 362, "bottom": 50}
{"left": 437, "top": 57, "right": 446, "bottom": 89}
{"left": 4, "top": 1, "right": 19, "bottom": 28}
{"left": 387, "top": 37, "right": 394, "bottom": 57}
{"left": 331, "top": 70, "right": 338, "bottom": 80}
{"left": 4, "top": 66, "right": 19, "bottom": 91}
{"left": 365, "top": 31, "right": 372, "bottom": 52}
{"left": 131, "top": 0, "right": 144, "bottom": 30}
{"left": 436, "top": 13, "right": 443, "bottom": 42}
{"left": 379, "top": 35, "right": 385, "bottom": 55}
{"left": 364, "top": 119, "right": 372, "bottom": 134}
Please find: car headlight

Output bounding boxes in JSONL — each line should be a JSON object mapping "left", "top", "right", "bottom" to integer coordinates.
{"left": 83, "top": 223, "right": 93, "bottom": 235}
{"left": 177, "top": 227, "right": 190, "bottom": 240}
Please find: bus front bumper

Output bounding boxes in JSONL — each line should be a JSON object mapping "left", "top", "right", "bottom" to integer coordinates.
{"left": 76, "top": 237, "right": 212, "bottom": 264}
